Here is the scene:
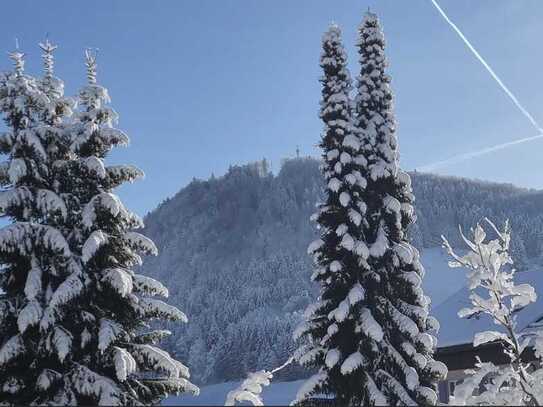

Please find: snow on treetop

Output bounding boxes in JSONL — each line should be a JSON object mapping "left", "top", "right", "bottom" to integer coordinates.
{"left": 98, "top": 318, "right": 123, "bottom": 353}
{"left": 16, "top": 128, "right": 47, "bottom": 159}
{"left": 322, "top": 23, "right": 342, "bottom": 45}
{"left": 358, "top": 12, "right": 385, "bottom": 46}
{"left": 393, "top": 242, "right": 414, "bottom": 265}
{"left": 342, "top": 134, "right": 360, "bottom": 150}
{"left": 106, "top": 164, "right": 144, "bottom": 184}
{"left": 8, "top": 49, "right": 26, "bottom": 75}
{"left": 328, "top": 177, "right": 341, "bottom": 192}
{"left": 329, "top": 260, "right": 342, "bottom": 272}
{"left": 340, "top": 233, "right": 355, "bottom": 251}
{"left": 298, "top": 347, "right": 324, "bottom": 367}
{"left": 83, "top": 156, "right": 106, "bottom": 178}
{"left": 339, "top": 191, "right": 351, "bottom": 207}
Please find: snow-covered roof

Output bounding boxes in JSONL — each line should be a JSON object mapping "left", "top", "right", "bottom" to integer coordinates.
{"left": 432, "top": 265, "right": 543, "bottom": 348}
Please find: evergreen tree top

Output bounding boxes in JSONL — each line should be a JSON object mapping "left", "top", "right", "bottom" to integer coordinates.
{"left": 39, "top": 39, "right": 58, "bottom": 81}
{"left": 355, "top": 11, "right": 396, "bottom": 180}
{"left": 319, "top": 24, "right": 353, "bottom": 128}
{"left": 38, "top": 39, "right": 66, "bottom": 102}
{"left": 320, "top": 24, "right": 349, "bottom": 73}
{"left": 84, "top": 48, "right": 98, "bottom": 85}
{"left": 356, "top": 12, "right": 388, "bottom": 85}
{"left": 8, "top": 48, "right": 25, "bottom": 77}
{"left": 358, "top": 12, "right": 386, "bottom": 46}
{"left": 78, "top": 49, "right": 112, "bottom": 113}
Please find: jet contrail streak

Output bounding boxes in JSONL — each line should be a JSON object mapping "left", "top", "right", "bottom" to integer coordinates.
{"left": 430, "top": 0, "right": 543, "bottom": 133}
{"left": 418, "top": 133, "right": 543, "bottom": 172}
{"left": 420, "top": 0, "right": 543, "bottom": 171}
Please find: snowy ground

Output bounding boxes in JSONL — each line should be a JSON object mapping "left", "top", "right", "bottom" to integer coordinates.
{"left": 163, "top": 380, "right": 303, "bottom": 406}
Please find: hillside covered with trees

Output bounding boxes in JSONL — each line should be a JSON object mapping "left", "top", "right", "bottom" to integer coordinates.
{"left": 139, "top": 157, "right": 542, "bottom": 384}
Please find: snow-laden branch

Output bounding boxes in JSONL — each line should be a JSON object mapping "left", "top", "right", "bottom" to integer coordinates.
{"left": 224, "top": 357, "right": 294, "bottom": 406}
{"left": 443, "top": 218, "right": 543, "bottom": 405}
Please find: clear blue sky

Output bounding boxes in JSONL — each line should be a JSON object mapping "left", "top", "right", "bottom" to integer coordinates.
{"left": 2, "top": 1, "right": 543, "bottom": 215}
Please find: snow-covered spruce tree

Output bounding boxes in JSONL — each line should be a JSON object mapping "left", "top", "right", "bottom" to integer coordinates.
{"left": 0, "top": 46, "right": 197, "bottom": 404}
{"left": 60, "top": 49, "right": 198, "bottom": 404}
{"left": 0, "top": 44, "right": 78, "bottom": 404}
{"left": 293, "top": 24, "right": 377, "bottom": 405}
{"left": 349, "top": 12, "right": 446, "bottom": 404}
{"left": 443, "top": 219, "right": 543, "bottom": 405}
{"left": 295, "top": 16, "right": 445, "bottom": 406}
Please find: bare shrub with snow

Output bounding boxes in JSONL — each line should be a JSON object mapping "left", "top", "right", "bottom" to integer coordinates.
{"left": 443, "top": 218, "right": 543, "bottom": 405}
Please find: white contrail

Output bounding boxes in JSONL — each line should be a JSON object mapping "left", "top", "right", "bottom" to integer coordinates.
{"left": 420, "top": 0, "right": 543, "bottom": 171}
{"left": 430, "top": 0, "right": 543, "bottom": 133}
{"left": 418, "top": 133, "right": 543, "bottom": 172}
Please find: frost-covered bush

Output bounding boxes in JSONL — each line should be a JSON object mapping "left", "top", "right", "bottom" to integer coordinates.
{"left": 443, "top": 219, "right": 543, "bottom": 405}
{"left": 224, "top": 357, "right": 293, "bottom": 406}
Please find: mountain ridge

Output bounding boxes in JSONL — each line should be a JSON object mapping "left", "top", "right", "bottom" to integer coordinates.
{"left": 138, "top": 157, "right": 543, "bottom": 384}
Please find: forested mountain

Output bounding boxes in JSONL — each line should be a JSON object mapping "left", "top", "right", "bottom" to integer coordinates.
{"left": 138, "top": 157, "right": 542, "bottom": 384}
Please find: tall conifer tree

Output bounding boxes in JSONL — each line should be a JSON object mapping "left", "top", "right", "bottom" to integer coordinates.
{"left": 352, "top": 12, "right": 446, "bottom": 405}
{"left": 296, "top": 14, "right": 446, "bottom": 406}
{"left": 0, "top": 46, "right": 197, "bottom": 405}
{"left": 294, "top": 24, "right": 377, "bottom": 406}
